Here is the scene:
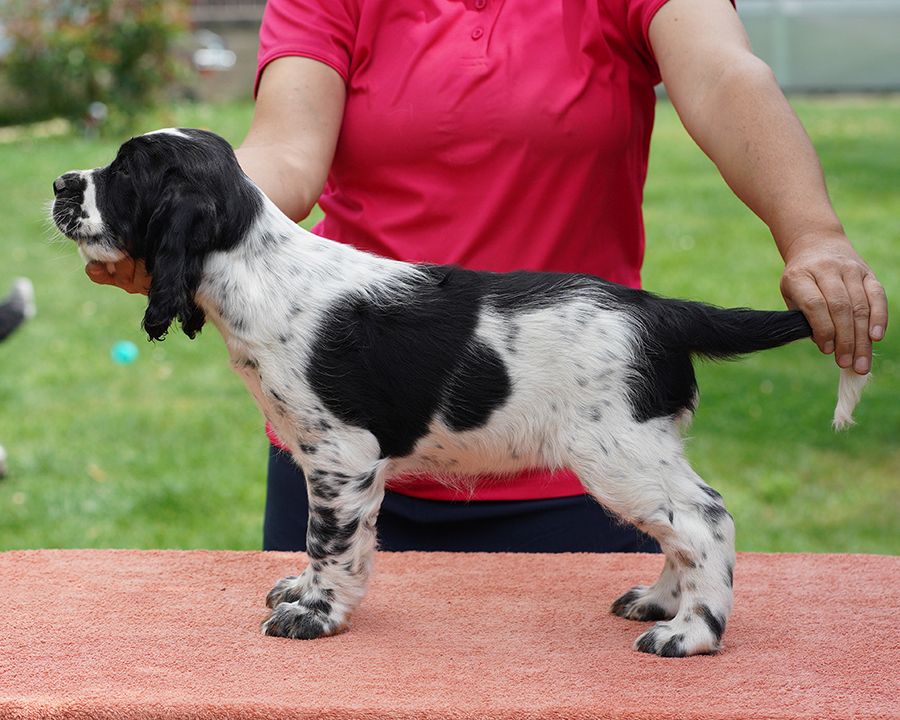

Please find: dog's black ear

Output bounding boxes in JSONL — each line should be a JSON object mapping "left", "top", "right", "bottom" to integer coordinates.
{"left": 141, "top": 190, "right": 214, "bottom": 341}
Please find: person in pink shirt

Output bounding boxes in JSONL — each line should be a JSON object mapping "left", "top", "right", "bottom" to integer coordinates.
{"left": 89, "top": 0, "right": 886, "bottom": 552}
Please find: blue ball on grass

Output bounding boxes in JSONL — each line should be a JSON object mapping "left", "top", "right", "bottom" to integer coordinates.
{"left": 110, "top": 340, "right": 139, "bottom": 365}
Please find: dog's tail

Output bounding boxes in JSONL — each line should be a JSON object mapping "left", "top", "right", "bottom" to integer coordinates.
{"left": 656, "top": 302, "right": 813, "bottom": 359}
{"left": 649, "top": 299, "right": 867, "bottom": 428}
{"left": 832, "top": 366, "right": 869, "bottom": 430}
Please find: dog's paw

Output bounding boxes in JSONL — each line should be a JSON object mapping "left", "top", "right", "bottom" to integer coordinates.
{"left": 266, "top": 575, "right": 303, "bottom": 609}
{"left": 611, "top": 585, "right": 678, "bottom": 621}
{"left": 633, "top": 606, "right": 726, "bottom": 657}
{"left": 262, "top": 601, "right": 346, "bottom": 640}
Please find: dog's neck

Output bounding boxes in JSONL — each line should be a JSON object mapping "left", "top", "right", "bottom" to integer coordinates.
{"left": 195, "top": 190, "right": 419, "bottom": 353}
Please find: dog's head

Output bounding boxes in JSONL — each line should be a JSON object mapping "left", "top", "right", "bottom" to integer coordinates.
{"left": 52, "top": 128, "right": 261, "bottom": 340}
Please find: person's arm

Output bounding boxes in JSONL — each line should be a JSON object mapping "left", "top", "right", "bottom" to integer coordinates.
{"left": 648, "top": 0, "right": 887, "bottom": 374}
{"left": 236, "top": 55, "right": 345, "bottom": 221}
{"left": 86, "top": 55, "right": 345, "bottom": 294}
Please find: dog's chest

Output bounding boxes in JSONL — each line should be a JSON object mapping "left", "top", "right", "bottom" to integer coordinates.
{"left": 221, "top": 328, "right": 331, "bottom": 450}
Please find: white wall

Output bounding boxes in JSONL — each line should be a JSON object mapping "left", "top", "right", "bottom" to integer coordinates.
{"left": 739, "top": 0, "right": 900, "bottom": 91}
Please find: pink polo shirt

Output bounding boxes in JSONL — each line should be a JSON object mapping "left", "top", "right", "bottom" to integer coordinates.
{"left": 258, "top": 0, "right": 673, "bottom": 501}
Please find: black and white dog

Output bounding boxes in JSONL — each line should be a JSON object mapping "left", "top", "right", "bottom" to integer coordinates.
{"left": 52, "top": 129, "right": 867, "bottom": 657}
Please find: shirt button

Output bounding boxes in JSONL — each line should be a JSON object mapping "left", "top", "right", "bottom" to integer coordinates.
{"left": 474, "top": 0, "right": 487, "bottom": 9}
{"left": 471, "top": 26, "right": 484, "bottom": 40}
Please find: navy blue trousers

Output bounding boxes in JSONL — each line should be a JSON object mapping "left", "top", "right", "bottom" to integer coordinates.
{"left": 264, "top": 444, "right": 660, "bottom": 553}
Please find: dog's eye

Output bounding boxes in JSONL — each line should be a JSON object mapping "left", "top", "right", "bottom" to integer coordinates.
{"left": 111, "top": 166, "right": 130, "bottom": 179}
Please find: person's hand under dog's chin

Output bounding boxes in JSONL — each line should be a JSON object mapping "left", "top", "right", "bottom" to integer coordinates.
{"left": 85, "top": 257, "right": 151, "bottom": 296}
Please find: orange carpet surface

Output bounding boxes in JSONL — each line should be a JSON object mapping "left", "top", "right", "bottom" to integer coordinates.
{"left": 0, "top": 550, "right": 897, "bottom": 720}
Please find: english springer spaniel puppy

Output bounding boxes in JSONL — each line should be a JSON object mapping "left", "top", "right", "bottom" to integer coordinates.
{"left": 51, "top": 129, "right": 867, "bottom": 657}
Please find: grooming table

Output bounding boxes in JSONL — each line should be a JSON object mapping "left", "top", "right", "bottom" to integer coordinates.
{"left": 0, "top": 550, "right": 896, "bottom": 720}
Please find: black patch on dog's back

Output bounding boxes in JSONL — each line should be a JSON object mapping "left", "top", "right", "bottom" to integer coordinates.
{"left": 306, "top": 267, "right": 511, "bottom": 458}
{"left": 310, "top": 260, "right": 813, "bottom": 440}
{"left": 485, "top": 269, "right": 595, "bottom": 314}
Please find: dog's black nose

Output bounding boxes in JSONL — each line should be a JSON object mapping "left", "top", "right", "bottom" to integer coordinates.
{"left": 53, "top": 173, "right": 80, "bottom": 197}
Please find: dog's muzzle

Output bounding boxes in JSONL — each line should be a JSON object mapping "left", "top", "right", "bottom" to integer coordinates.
{"left": 52, "top": 172, "right": 88, "bottom": 236}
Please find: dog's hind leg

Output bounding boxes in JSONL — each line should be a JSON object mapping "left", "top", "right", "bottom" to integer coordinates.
{"left": 566, "top": 419, "right": 735, "bottom": 657}
{"left": 262, "top": 460, "right": 387, "bottom": 640}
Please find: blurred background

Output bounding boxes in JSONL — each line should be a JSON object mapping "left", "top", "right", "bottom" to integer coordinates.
{"left": 0, "top": 0, "right": 897, "bottom": 553}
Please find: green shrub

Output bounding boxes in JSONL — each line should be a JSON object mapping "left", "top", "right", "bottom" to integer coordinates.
{"left": 2, "top": 0, "right": 190, "bottom": 129}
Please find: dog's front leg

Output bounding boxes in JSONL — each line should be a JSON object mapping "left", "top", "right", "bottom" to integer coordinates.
{"left": 262, "top": 464, "right": 385, "bottom": 639}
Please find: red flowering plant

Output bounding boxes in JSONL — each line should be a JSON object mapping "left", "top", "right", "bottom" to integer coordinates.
{"left": 2, "top": 0, "right": 190, "bottom": 128}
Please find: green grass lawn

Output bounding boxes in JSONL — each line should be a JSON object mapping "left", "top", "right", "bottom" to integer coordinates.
{"left": 0, "top": 98, "right": 897, "bottom": 553}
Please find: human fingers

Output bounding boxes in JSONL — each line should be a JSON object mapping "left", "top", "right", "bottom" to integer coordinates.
{"left": 780, "top": 270, "right": 835, "bottom": 355}
{"left": 85, "top": 258, "right": 151, "bottom": 295}
{"left": 863, "top": 272, "right": 888, "bottom": 342}
{"left": 816, "top": 272, "right": 856, "bottom": 371}
{"left": 85, "top": 261, "right": 116, "bottom": 286}
{"left": 842, "top": 269, "right": 872, "bottom": 374}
